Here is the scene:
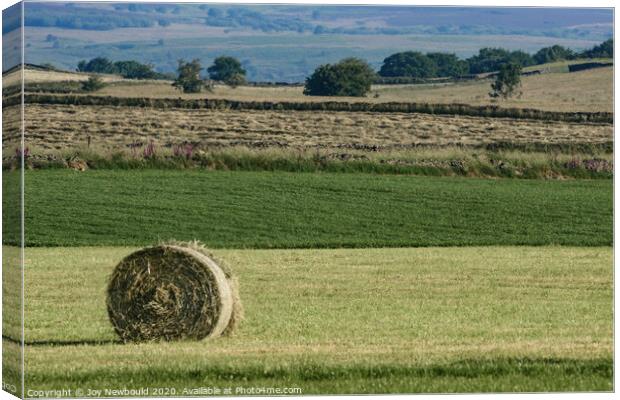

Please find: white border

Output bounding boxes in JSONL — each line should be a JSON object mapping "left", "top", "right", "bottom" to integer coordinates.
{"left": 0, "top": 1, "right": 616, "bottom": 400}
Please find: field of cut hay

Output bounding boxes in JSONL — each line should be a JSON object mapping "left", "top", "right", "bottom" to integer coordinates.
{"left": 6, "top": 246, "right": 611, "bottom": 394}
{"left": 11, "top": 104, "right": 612, "bottom": 151}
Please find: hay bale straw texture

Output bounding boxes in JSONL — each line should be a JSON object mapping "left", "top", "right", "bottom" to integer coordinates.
{"left": 107, "top": 242, "right": 242, "bottom": 342}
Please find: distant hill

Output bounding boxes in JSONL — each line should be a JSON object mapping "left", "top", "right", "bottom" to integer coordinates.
{"left": 2, "top": 3, "right": 613, "bottom": 81}
{"left": 6, "top": 3, "right": 613, "bottom": 39}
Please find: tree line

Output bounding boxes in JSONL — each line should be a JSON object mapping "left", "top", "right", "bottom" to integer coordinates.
{"left": 75, "top": 38, "right": 612, "bottom": 98}
{"left": 378, "top": 38, "right": 612, "bottom": 79}
{"left": 303, "top": 39, "right": 612, "bottom": 97}
{"left": 77, "top": 58, "right": 169, "bottom": 80}
{"left": 76, "top": 56, "right": 248, "bottom": 93}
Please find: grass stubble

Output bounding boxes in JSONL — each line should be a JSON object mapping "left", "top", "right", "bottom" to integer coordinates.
{"left": 11, "top": 246, "right": 612, "bottom": 393}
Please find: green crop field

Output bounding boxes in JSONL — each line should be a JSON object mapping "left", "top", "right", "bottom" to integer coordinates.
{"left": 4, "top": 246, "right": 613, "bottom": 394}
{"left": 1, "top": 170, "right": 611, "bottom": 248}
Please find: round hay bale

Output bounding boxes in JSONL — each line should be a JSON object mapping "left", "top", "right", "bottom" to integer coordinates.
{"left": 106, "top": 242, "right": 242, "bottom": 342}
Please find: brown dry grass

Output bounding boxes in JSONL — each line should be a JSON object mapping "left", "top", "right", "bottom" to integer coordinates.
{"left": 2, "top": 104, "right": 21, "bottom": 148}
{"left": 90, "top": 67, "right": 613, "bottom": 113}
{"left": 16, "top": 103, "right": 612, "bottom": 151}
{"left": 3, "top": 68, "right": 123, "bottom": 87}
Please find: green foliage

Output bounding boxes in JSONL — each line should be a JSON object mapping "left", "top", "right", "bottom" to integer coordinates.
{"left": 507, "top": 50, "right": 536, "bottom": 68}
{"left": 378, "top": 48, "right": 536, "bottom": 78}
{"left": 467, "top": 48, "right": 511, "bottom": 73}
{"left": 533, "top": 45, "right": 575, "bottom": 64}
{"left": 426, "top": 52, "right": 469, "bottom": 77}
{"left": 207, "top": 56, "right": 246, "bottom": 82}
{"left": 112, "top": 60, "right": 158, "bottom": 79}
{"left": 304, "top": 58, "right": 376, "bottom": 97}
{"left": 81, "top": 76, "right": 106, "bottom": 92}
{"left": 77, "top": 57, "right": 116, "bottom": 74}
{"left": 490, "top": 62, "right": 522, "bottom": 99}
{"left": 379, "top": 51, "right": 437, "bottom": 78}
{"left": 225, "top": 73, "right": 247, "bottom": 88}
{"left": 76, "top": 57, "right": 160, "bottom": 79}
{"left": 580, "top": 38, "right": 613, "bottom": 58}
{"left": 467, "top": 48, "right": 534, "bottom": 74}
{"left": 13, "top": 170, "right": 611, "bottom": 247}
{"left": 172, "top": 59, "right": 204, "bottom": 93}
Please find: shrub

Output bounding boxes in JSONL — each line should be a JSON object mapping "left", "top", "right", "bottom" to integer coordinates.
{"left": 467, "top": 48, "right": 534, "bottom": 74}
{"left": 77, "top": 57, "right": 115, "bottom": 73}
{"left": 207, "top": 56, "right": 246, "bottom": 82}
{"left": 489, "top": 63, "right": 522, "bottom": 99}
{"left": 426, "top": 52, "right": 469, "bottom": 77}
{"left": 304, "top": 58, "right": 375, "bottom": 97}
{"left": 113, "top": 60, "right": 158, "bottom": 79}
{"left": 172, "top": 59, "right": 204, "bottom": 93}
{"left": 379, "top": 51, "right": 437, "bottom": 78}
{"left": 77, "top": 57, "right": 161, "bottom": 79}
{"left": 225, "top": 73, "right": 246, "bottom": 88}
{"left": 533, "top": 45, "right": 575, "bottom": 64}
{"left": 580, "top": 39, "right": 613, "bottom": 58}
{"left": 81, "top": 76, "right": 106, "bottom": 92}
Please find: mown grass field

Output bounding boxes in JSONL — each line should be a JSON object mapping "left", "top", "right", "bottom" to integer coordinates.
{"left": 6, "top": 103, "right": 612, "bottom": 152}
{"left": 3, "top": 170, "right": 611, "bottom": 248}
{"left": 6, "top": 246, "right": 612, "bottom": 394}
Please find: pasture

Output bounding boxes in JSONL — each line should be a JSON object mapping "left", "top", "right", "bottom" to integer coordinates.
{"left": 7, "top": 246, "right": 613, "bottom": 393}
{"left": 3, "top": 60, "right": 612, "bottom": 113}
{"left": 92, "top": 65, "right": 613, "bottom": 113}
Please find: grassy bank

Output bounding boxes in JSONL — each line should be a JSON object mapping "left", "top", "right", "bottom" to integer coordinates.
{"left": 5, "top": 170, "right": 612, "bottom": 247}
{"left": 7, "top": 146, "right": 614, "bottom": 179}
{"left": 16, "top": 246, "right": 612, "bottom": 393}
